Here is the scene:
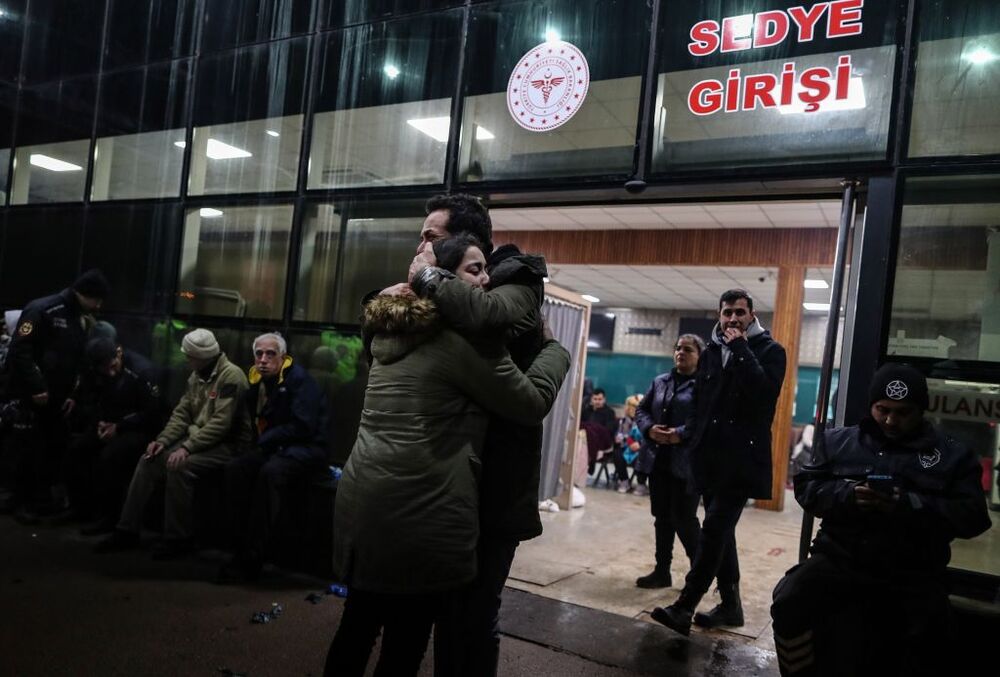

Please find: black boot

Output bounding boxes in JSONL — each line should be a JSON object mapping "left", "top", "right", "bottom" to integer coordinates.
{"left": 693, "top": 583, "right": 744, "bottom": 628}
{"left": 651, "top": 590, "right": 699, "bottom": 636}
{"left": 636, "top": 568, "right": 672, "bottom": 589}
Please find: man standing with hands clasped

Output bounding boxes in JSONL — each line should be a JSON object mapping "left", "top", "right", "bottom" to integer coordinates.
{"left": 652, "top": 289, "right": 786, "bottom": 636}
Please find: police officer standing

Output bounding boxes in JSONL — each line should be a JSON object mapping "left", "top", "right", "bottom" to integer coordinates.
{"left": 770, "top": 364, "right": 990, "bottom": 676}
{"left": 7, "top": 269, "right": 110, "bottom": 524}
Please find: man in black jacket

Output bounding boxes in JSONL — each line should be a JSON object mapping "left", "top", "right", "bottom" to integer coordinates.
{"left": 7, "top": 269, "right": 110, "bottom": 523}
{"left": 653, "top": 289, "right": 786, "bottom": 636}
{"left": 770, "top": 364, "right": 990, "bottom": 676}
{"left": 219, "top": 332, "right": 330, "bottom": 582}
{"left": 65, "top": 336, "right": 163, "bottom": 533}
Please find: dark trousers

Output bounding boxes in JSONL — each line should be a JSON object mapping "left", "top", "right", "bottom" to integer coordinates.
{"left": 771, "top": 551, "right": 948, "bottom": 676}
{"left": 613, "top": 447, "right": 631, "bottom": 483}
{"left": 434, "top": 535, "right": 519, "bottom": 677}
{"left": 13, "top": 402, "right": 68, "bottom": 506}
{"left": 682, "top": 490, "right": 747, "bottom": 599}
{"left": 648, "top": 469, "right": 700, "bottom": 572}
{"left": 224, "top": 446, "right": 325, "bottom": 557}
{"left": 65, "top": 428, "right": 148, "bottom": 520}
{"left": 325, "top": 588, "right": 444, "bottom": 677}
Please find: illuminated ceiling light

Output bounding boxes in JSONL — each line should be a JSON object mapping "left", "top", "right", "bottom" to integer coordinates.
{"left": 964, "top": 47, "right": 998, "bottom": 65}
{"left": 475, "top": 126, "right": 495, "bottom": 141}
{"left": 265, "top": 130, "right": 280, "bottom": 138}
{"left": 804, "top": 279, "right": 829, "bottom": 289}
{"left": 406, "top": 116, "right": 451, "bottom": 143}
{"left": 604, "top": 313, "right": 616, "bottom": 319}
{"left": 803, "top": 302, "right": 831, "bottom": 311}
{"left": 199, "top": 208, "right": 224, "bottom": 218}
{"left": 206, "top": 138, "right": 252, "bottom": 160}
{"left": 383, "top": 64, "right": 401, "bottom": 79}
{"left": 544, "top": 28, "right": 561, "bottom": 43}
{"left": 29, "top": 154, "right": 82, "bottom": 172}
{"left": 543, "top": 277, "right": 550, "bottom": 283}
{"left": 174, "top": 140, "right": 186, "bottom": 148}
{"left": 778, "top": 78, "right": 866, "bottom": 115}
{"left": 582, "top": 294, "right": 600, "bottom": 303}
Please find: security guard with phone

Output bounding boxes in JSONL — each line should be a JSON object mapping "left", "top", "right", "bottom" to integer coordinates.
{"left": 770, "top": 363, "right": 991, "bottom": 676}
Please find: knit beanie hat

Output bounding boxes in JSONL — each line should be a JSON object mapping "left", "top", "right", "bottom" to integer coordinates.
{"left": 85, "top": 336, "right": 119, "bottom": 368}
{"left": 868, "top": 363, "right": 929, "bottom": 410}
{"left": 72, "top": 269, "right": 111, "bottom": 298}
{"left": 181, "top": 328, "right": 220, "bottom": 359}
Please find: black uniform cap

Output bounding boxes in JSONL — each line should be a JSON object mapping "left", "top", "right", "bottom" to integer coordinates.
{"left": 73, "top": 269, "right": 111, "bottom": 299}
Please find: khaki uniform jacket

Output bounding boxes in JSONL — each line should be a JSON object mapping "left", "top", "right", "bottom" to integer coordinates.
{"left": 156, "top": 353, "right": 251, "bottom": 454}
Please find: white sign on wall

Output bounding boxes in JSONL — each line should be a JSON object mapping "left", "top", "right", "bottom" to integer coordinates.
{"left": 507, "top": 40, "right": 590, "bottom": 132}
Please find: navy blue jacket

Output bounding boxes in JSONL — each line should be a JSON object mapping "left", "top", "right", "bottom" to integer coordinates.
{"left": 77, "top": 350, "right": 164, "bottom": 436}
{"left": 687, "top": 329, "right": 786, "bottom": 499}
{"left": 8, "top": 289, "right": 90, "bottom": 401}
{"left": 246, "top": 358, "right": 329, "bottom": 460}
{"left": 795, "top": 419, "right": 991, "bottom": 574}
{"left": 635, "top": 370, "right": 696, "bottom": 483}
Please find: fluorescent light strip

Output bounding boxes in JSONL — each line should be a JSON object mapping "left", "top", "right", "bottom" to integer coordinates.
{"left": 803, "top": 302, "right": 831, "bottom": 311}
{"left": 206, "top": 138, "right": 252, "bottom": 160}
{"left": 804, "top": 279, "right": 829, "bottom": 289}
{"left": 406, "top": 117, "right": 451, "bottom": 143}
{"left": 582, "top": 294, "right": 600, "bottom": 303}
{"left": 199, "top": 208, "right": 223, "bottom": 218}
{"left": 29, "top": 154, "right": 83, "bottom": 172}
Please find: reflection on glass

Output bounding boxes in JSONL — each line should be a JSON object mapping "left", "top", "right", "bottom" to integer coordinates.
{"left": 310, "top": 99, "right": 450, "bottom": 188}
{"left": 461, "top": 77, "right": 639, "bottom": 181}
{"left": 92, "top": 131, "right": 185, "bottom": 200}
{"left": 0, "top": 148, "right": 9, "bottom": 204}
{"left": 888, "top": 176, "right": 1000, "bottom": 362}
{"left": 335, "top": 217, "right": 417, "bottom": 325}
{"left": 10, "top": 141, "right": 89, "bottom": 204}
{"left": 924, "top": 377, "right": 998, "bottom": 576}
{"left": 653, "top": 46, "right": 894, "bottom": 171}
{"left": 175, "top": 204, "right": 292, "bottom": 319}
{"left": 910, "top": 0, "right": 1000, "bottom": 157}
{"left": 294, "top": 203, "right": 343, "bottom": 322}
{"left": 0, "top": 208, "right": 83, "bottom": 304}
{"left": 188, "top": 115, "right": 302, "bottom": 195}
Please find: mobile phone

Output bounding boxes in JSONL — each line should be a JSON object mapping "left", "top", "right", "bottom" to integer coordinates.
{"left": 866, "top": 474, "right": 895, "bottom": 495}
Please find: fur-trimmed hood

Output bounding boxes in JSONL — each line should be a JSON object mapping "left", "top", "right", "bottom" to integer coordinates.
{"left": 363, "top": 295, "right": 442, "bottom": 364}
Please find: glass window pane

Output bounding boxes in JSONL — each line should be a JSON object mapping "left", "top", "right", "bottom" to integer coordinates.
{"left": 323, "top": 0, "right": 464, "bottom": 29}
{"left": 0, "top": 0, "right": 27, "bottom": 83}
{"left": 0, "top": 208, "right": 83, "bottom": 307}
{"left": 336, "top": 214, "right": 420, "bottom": 325}
{"left": 0, "top": 84, "right": 14, "bottom": 205}
{"left": 92, "top": 62, "right": 191, "bottom": 201}
{"left": 175, "top": 204, "right": 293, "bottom": 320}
{"left": 888, "top": 175, "right": 1000, "bottom": 367}
{"left": 909, "top": 0, "right": 1000, "bottom": 157}
{"left": 189, "top": 39, "right": 309, "bottom": 196}
{"left": 294, "top": 203, "right": 343, "bottom": 322}
{"left": 459, "top": 0, "right": 649, "bottom": 182}
{"left": 309, "top": 12, "right": 462, "bottom": 189}
{"left": 202, "top": 0, "right": 314, "bottom": 53}
{"left": 653, "top": 1, "right": 898, "bottom": 172}
{"left": 81, "top": 204, "right": 181, "bottom": 312}
{"left": 11, "top": 78, "right": 96, "bottom": 204}
{"left": 22, "top": 0, "right": 105, "bottom": 84}
{"left": 104, "top": 0, "right": 197, "bottom": 69}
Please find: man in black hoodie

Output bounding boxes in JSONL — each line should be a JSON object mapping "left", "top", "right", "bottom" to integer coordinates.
{"left": 407, "top": 194, "right": 552, "bottom": 676}
{"left": 770, "top": 364, "right": 990, "bottom": 676}
{"left": 652, "top": 289, "right": 786, "bottom": 636}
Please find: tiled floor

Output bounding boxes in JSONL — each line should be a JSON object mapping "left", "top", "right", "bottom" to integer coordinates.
{"left": 508, "top": 482, "right": 999, "bottom": 653}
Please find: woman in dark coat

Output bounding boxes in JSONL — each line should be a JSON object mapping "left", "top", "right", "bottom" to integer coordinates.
{"left": 326, "top": 236, "right": 571, "bottom": 677}
{"left": 634, "top": 333, "right": 706, "bottom": 589}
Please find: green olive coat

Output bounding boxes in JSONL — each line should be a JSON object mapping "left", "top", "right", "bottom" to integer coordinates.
{"left": 333, "top": 295, "right": 570, "bottom": 594}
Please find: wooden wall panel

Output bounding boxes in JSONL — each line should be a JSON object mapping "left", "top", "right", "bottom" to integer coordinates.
{"left": 495, "top": 228, "right": 837, "bottom": 267}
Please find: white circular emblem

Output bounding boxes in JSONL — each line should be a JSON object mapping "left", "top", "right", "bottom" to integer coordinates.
{"left": 885, "top": 380, "right": 909, "bottom": 400}
{"left": 507, "top": 41, "right": 590, "bottom": 132}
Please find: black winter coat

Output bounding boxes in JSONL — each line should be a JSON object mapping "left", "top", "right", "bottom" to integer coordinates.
{"left": 246, "top": 358, "right": 329, "bottom": 461}
{"left": 77, "top": 350, "right": 164, "bottom": 436}
{"left": 8, "top": 289, "right": 91, "bottom": 401}
{"left": 635, "top": 370, "right": 696, "bottom": 482}
{"left": 795, "top": 419, "right": 991, "bottom": 574}
{"left": 687, "top": 329, "right": 786, "bottom": 499}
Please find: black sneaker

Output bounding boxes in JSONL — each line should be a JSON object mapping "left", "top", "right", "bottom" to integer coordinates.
{"left": 636, "top": 569, "right": 672, "bottom": 589}
{"left": 94, "top": 529, "right": 140, "bottom": 554}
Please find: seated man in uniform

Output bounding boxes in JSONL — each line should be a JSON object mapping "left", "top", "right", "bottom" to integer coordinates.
{"left": 771, "top": 364, "right": 991, "bottom": 676}
{"left": 65, "top": 336, "right": 163, "bottom": 533}
{"left": 218, "top": 332, "right": 329, "bottom": 582}
{"left": 95, "top": 329, "right": 251, "bottom": 559}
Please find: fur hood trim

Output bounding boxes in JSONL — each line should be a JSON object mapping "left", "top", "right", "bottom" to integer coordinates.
{"left": 363, "top": 295, "right": 441, "bottom": 335}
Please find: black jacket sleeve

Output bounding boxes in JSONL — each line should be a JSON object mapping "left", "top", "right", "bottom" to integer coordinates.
{"left": 900, "top": 442, "right": 992, "bottom": 540}
{"left": 728, "top": 337, "right": 786, "bottom": 406}
{"left": 8, "top": 306, "right": 48, "bottom": 396}
{"left": 117, "top": 371, "right": 162, "bottom": 434}
{"left": 635, "top": 380, "right": 658, "bottom": 439}
{"left": 793, "top": 432, "right": 861, "bottom": 520}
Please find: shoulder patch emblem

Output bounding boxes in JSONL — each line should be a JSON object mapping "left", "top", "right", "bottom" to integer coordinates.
{"left": 18, "top": 321, "right": 33, "bottom": 336}
{"left": 918, "top": 447, "right": 941, "bottom": 469}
